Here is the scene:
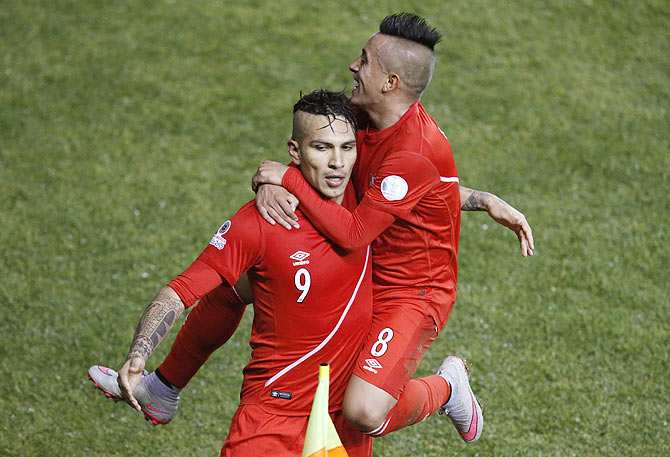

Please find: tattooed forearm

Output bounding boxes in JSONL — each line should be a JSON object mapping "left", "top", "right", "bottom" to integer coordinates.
{"left": 460, "top": 186, "right": 492, "bottom": 211}
{"left": 463, "top": 192, "right": 484, "bottom": 211}
{"left": 126, "top": 286, "right": 185, "bottom": 362}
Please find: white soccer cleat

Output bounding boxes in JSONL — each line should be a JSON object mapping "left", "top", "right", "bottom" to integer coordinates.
{"left": 436, "top": 356, "right": 483, "bottom": 443}
{"left": 88, "top": 365, "right": 179, "bottom": 425}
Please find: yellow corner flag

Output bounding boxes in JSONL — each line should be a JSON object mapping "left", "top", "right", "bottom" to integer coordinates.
{"left": 302, "top": 364, "right": 349, "bottom": 457}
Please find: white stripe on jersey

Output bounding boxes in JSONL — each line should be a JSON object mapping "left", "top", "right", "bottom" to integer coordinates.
{"left": 440, "top": 176, "right": 459, "bottom": 183}
{"left": 264, "top": 245, "right": 371, "bottom": 387}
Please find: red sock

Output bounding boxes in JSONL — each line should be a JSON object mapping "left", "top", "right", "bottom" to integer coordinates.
{"left": 368, "top": 375, "right": 450, "bottom": 436}
{"left": 158, "top": 284, "right": 245, "bottom": 388}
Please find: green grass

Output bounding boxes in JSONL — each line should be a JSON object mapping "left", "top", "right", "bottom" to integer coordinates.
{"left": 1, "top": 0, "right": 668, "bottom": 456}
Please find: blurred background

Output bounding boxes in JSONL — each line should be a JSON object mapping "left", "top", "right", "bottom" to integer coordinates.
{"left": 1, "top": 1, "right": 668, "bottom": 455}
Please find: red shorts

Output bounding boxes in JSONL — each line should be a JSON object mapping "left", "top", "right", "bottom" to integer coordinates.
{"left": 352, "top": 299, "right": 440, "bottom": 399}
{"left": 220, "top": 404, "right": 372, "bottom": 457}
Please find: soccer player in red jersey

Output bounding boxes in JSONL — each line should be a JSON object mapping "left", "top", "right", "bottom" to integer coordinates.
{"left": 252, "top": 13, "right": 533, "bottom": 442}
{"left": 89, "top": 90, "right": 373, "bottom": 456}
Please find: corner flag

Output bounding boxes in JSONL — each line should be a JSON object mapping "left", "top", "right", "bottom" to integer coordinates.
{"left": 302, "top": 364, "right": 349, "bottom": 457}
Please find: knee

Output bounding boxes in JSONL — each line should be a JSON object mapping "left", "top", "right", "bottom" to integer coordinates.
{"left": 342, "top": 398, "right": 390, "bottom": 432}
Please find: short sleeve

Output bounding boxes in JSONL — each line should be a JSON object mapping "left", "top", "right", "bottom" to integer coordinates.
{"left": 197, "top": 203, "right": 264, "bottom": 287}
{"left": 169, "top": 202, "right": 265, "bottom": 306}
{"left": 362, "top": 151, "right": 441, "bottom": 218}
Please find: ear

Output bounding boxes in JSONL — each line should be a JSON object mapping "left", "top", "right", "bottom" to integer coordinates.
{"left": 382, "top": 73, "right": 400, "bottom": 93}
{"left": 287, "top": 139, "right": 301, "bottom": 165}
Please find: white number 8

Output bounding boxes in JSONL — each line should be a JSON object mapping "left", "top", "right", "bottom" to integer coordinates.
{"left": 371, "top": 327, "right": 394, "bottom": 357}
{"left": 294, "top": 268, "right": 311, "bottom": 303}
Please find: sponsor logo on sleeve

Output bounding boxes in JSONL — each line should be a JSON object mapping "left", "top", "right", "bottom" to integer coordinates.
{"left": 290, "top": 250, "right": 310, "bottom": 266}
{"left": 209, "top": 235, "right": 226, "bottom": 250}
{"left": 380, "top": 175, "right": 408, "bottom": 201}
{"left": 209, "top": 220, "right": 231, "bottom": 250}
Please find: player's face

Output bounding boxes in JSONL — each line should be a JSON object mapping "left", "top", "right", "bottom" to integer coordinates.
{"left": 349, "top": 33, "right": 389, "bottom": 108}
{"left": 289, "top": 113, "right": 357, "bottom": 204}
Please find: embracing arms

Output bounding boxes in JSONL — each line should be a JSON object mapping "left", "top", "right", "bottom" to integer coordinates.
{"left": 252, "top": 161, "right": 534, "bottom": 256}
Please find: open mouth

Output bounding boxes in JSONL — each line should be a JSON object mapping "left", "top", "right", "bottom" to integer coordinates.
{"left": 325, "top": 175, "right": 345, "bottom": 187}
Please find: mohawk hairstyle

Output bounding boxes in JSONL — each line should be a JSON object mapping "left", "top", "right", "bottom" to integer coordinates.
{"left": 293, "top": 89, "right": 357, "bottom": 132}
{"left": 379, "top": 13, "right": 442, "bottom": 50}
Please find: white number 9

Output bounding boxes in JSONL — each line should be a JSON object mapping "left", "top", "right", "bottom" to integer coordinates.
{"left": 294, "top": 268, "right": 311, "bottom": 303}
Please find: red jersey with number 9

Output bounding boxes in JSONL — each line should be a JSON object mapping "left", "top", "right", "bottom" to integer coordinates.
{"left": 168, "top": 199, "right": 372, "bottom": 416}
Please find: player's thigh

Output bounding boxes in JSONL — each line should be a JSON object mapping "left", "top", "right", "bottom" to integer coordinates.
{"left": 353, "top": 300, "right": 438, "bottom": 399}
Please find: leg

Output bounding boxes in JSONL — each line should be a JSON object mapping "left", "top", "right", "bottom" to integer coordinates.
{"left": 332, "top": 410, "right": 373, "bottom": 457}
{"left": 158, "top": 277, "right": 250, "bottom": 388}
{"left": 342, "top": 298, "right": 483, "bottom": 441}
{"left": 343, "top": 300, "right": 445, "bottom": 433}
{"left": 342, "top": 374, "right": 397, "bottom": 431}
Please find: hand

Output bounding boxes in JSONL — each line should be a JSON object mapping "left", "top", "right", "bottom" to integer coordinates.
{"left": 251, "top": 160, "right": 290, "bottom": 191}
{"left": 118, "top": 356, "right": 146, "bottom": 411}
{"left": 255, "top": 184, "right": 300, "bottom": 229}
{"left": 486, "top": 197, "right": 534, "bottom": 257}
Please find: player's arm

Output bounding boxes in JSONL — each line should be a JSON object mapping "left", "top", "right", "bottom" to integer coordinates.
{"left": 252, "top": 162, "right": 301, "bottom": 230}
{"left": 117, "top": 256, "right": 226, "bottom": 410}
{"left": 118, "top": 286, "right": 186, "bottom": 410}
{"left": 117, "top": 207, "right": 263, "bottom": 408}
{"left": 460, "top": 186, "right": 534, "bottom": 257}
{"left": 253, "top": 154, "right": 437, "bottom": 250}
{"left": 254, "top": 184, "right": 300, "bottom": 230}
{"left": 282, "top": 169, "right": 395, "bottom": 250}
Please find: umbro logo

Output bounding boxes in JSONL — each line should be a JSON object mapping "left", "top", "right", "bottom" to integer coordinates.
{"left": 290, "top": 250, "right": 310, "bottom": 266}
{"left": 290, "top": 251, "right": 310, "bottom": 261}
{"left": 362, "top": 358, "right": 382, "bottom": 374}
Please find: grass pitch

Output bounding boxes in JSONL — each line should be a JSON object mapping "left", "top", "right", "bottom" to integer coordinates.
{"left": 1, "top": 1, "right": 668, "bottom": 456}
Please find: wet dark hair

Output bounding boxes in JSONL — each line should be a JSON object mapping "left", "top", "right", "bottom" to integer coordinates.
{"left": 293, "top": 89, "right": 357, "bottom": 131}
{"left": 379, "top": 13, "right": 442, "bottom": 50}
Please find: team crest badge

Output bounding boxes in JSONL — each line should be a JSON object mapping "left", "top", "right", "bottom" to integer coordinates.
{"left": 381, "top": 175, "right": 408, "bottom": 201}
{"left": 209, "top": 220, "right": 231, "bottom": 250}
{"left": 218, "top": 220, "right": 231, "bottom": 235}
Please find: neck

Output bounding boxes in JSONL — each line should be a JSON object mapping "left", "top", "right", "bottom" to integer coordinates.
{"left": 364, "top": 97, "right": 416, "bottom": 131}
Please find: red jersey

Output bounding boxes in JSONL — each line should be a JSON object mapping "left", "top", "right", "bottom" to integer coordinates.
{"left": 168, "top": 201, "right": 372, "bottom": 415}
{"left": 281, "top": 101, "right": 460, "bottom": 328}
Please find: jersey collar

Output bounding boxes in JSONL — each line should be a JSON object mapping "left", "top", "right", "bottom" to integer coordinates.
{"left": 362, "top": 101, "right": 421, "bottom": 144}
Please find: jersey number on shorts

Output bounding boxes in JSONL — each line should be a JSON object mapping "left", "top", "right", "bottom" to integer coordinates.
{"left": 371, "top": 328, "right": 394, "bottom": 357}
{"left": 294, "top": 268, "right": 311, "bottom": 303}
